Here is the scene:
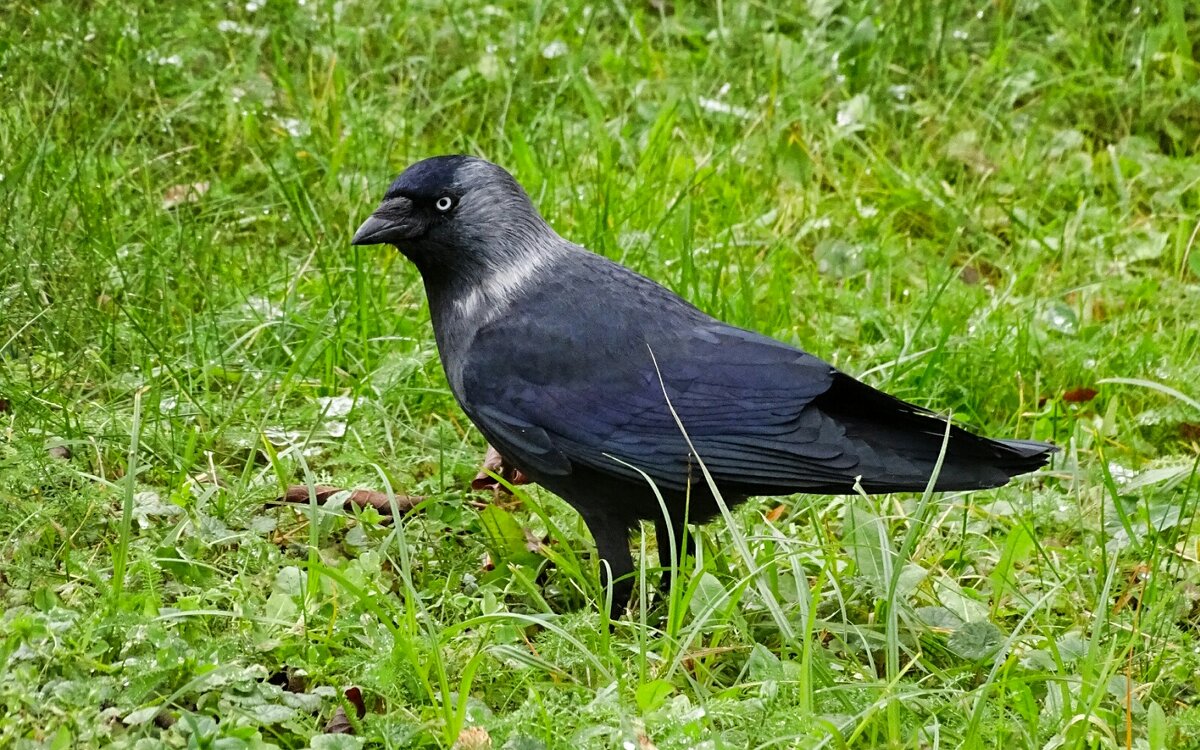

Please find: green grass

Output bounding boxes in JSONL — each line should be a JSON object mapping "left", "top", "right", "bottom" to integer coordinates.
{"left": 2, "top": 0, "right": 1199, "bottom": 747}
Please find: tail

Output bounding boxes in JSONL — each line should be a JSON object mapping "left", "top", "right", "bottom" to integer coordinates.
{"left": 814, "top": 373, "right": 1058, "bottom": 492}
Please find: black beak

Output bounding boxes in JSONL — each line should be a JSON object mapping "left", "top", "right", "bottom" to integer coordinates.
{"left": 351, "top": 214, "right": 397, "bottom": 246}
{"left": 351, "top": 197, "right": 421, "bottom": 246}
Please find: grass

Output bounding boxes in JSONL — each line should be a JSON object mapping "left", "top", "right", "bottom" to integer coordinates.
{"left": 1, "top": 0, "right": 1199, "bottom": 747}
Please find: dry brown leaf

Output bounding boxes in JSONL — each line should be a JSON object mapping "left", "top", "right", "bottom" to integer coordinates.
{"left": 765, "top": 504, "right": 787, "bottom": 523}
{"left": 323, "top": 707, "right": 352, "bottom": 735}
{"left": 1062, "top": 387, "right": 1098, "bottom": 403}
{"left": 161, "top": 181, "right": 209, "bottom": 210}
{"left": 343, "top": 686, "right": 367, "bottom": 719}
{"left": 472, "top": 444, "right": 531, "bottom": 492}
{"left": 275, "top": 485, "right": 423, "bottom": 516}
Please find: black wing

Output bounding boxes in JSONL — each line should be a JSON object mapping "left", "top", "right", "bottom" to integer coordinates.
{"left": 460, "top": 319, "right": 860, "bottom": 493}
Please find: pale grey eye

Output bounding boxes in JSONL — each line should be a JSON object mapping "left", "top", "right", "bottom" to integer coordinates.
{"left": 435, "top": 196, "right": 454, "bottom": 212}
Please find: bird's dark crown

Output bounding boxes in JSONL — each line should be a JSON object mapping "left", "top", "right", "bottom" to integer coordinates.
{"left": 384, "top": 155, "right": 481, "bottom": 201}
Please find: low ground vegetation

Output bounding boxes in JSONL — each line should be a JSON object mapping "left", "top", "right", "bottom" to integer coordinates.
{"left": 2, "top": 1, "right": 1199, "bottom": 747}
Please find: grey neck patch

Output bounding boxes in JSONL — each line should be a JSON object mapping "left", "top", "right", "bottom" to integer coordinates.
{"left": 427, "top": 232, "right": 571, "bottom": 396}
{"left": 452, "top": 240, "right": 558, "bottom": 326}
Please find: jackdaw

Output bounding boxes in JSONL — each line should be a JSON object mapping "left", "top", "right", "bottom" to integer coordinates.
{"left": 352, "top": 155, "right": 1056, "bottom": 617}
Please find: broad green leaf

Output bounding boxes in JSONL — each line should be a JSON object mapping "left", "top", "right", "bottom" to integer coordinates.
{"left": 916, "top": 606, "right": 964, "bottom": 630}
{"left": 746, "top": 643, "right": 783, "bottom": 682}
{"left": 935, "top": 576, "right": 989, "bottom": 623}
{"left": 1056, "top": 631, "right": 1089, "bottom": 663}
{"left": 308, "top": 736, "right": 364, "bottom": 750}
{"left": 635, "top": 679, "right": 675, "bottom": 713}
{"left": 1148, "top": 700, "right": 1167, "bottom": 750}
{"left": 947, "top": 620, "right": 1005, "bottom": 661}
{"left": 689, "top": 572, "right": 729, "bottom": 619}
{"left": 478, "top": 504, "right": 529, "bottom": 564}
{"left": 990, "top": 524, "right": 1035, "bottom": 605}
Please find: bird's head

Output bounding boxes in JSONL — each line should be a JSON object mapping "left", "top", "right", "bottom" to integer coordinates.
{"left": 352, "top": 155, "right": 552, "bottom": 277}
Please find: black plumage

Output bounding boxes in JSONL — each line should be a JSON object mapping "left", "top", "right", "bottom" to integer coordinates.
{"left": 353, "top": 155, "right": 1056, "bottom": 617}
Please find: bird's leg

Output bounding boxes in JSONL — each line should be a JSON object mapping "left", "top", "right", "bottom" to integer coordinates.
{"left": 583, "top": 515, "right": 634, "bottom": 620}
{"left": 654, "top": 514, "right": 694, "bottom": 595}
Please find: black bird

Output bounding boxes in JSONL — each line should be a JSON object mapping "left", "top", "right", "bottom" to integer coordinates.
{"left": 353, "top": 155, "right": 1056, "bottom": 617}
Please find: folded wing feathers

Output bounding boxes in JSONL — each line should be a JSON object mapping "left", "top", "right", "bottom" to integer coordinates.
{"left": 463, "top": 319, "right": 1054, "bottom": 495}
